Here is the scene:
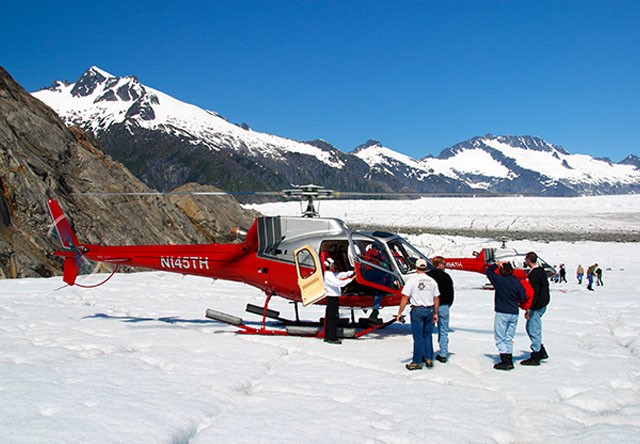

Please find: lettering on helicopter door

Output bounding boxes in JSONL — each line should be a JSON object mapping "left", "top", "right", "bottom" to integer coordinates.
{"left": 160, "top": 256, "right": 210, "bottom": 270}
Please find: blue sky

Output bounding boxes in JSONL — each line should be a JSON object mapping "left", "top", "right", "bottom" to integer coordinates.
{"left": 4, "top": 1, "right": 639, "bottom": 161}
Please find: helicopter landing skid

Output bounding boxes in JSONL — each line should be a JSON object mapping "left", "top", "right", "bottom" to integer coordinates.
{"left": 205, "top": 306, "right": 396, "bottom": 338}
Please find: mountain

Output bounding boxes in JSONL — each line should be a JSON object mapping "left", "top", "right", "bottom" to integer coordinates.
{"left": 33, "top": 66, "right": 388, "bottom": 196}
{"left": 0, "top": 66, "right": 257, "bottom": 279}
{"left": 33, "top": 67, "right": 640, "bottom": 197}
{"left": 354, "top": 135, "right": 640, "bottom": 196}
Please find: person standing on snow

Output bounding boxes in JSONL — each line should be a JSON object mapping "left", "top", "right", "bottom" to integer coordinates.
{"left": 586, "top": 263, "right": 597, "bottom": 291}
{"left": 558, "top": 264, "right": 567, "bottom": 283}
{"left": 596, "top": 266, "right": 603, "bottom": 286}
{"left": 486, "top": 262, "right": 526, "bottom": 371}
{"left": 576, "top": 264, "right": 584, "bottom": 284}
{"left": 521, "top": 252, "right": 551, "bottom": 366}
{"left": 427, "top": 256, "right": 454, "bottom": 363}
{"left": 322, "top": 257, "right": 355, "bottom": 344}
{"left": 396, "top": 259, "right": 440, "bottom": 370}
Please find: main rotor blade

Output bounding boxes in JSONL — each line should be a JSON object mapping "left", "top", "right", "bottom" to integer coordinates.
{"left": 70, "top": 191, "right": 282, "bottom": 197}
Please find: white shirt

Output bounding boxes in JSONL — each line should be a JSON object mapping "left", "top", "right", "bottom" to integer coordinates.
{"left": 324, "top": 270, "right": 354, "bottom": 297}
{"left": 401, "top": 273, "right": 440, "bottom": 306}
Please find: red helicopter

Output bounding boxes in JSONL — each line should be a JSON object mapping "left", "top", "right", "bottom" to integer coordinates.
{"left": 47, "top": 185, "right": 553, "bottom": 338}
{"left": 443, "top": 237, "right": 556, "bottom": 281}
{"left": 47, "top": 185, "right": 434, "bottom": 339}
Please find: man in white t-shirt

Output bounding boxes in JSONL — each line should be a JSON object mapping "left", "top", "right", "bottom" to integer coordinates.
{"left": 396, "top": 258, "right": 440, "bottom": 370}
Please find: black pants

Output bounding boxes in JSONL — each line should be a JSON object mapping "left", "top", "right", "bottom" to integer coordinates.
{"left": 324, "top": 297, "right": 339, "bottom": 341}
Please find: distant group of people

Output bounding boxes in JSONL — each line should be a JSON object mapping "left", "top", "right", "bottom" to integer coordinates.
{"left": 576, "top": 263, "right": 603, "bottom": 290}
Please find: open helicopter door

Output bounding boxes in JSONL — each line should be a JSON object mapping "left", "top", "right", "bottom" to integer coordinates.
{"left": 349, "top": 234, "right": 402, "bottom": 293}
{"left": 294, "top": 245, "right": 326, "bottom": 306}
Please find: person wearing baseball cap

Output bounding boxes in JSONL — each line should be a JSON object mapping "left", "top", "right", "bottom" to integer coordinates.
{"left": 322, "top": 257, "right": 355, "bottom": 344}
{"left": 396, "top": 258, "right": 440, "bottom": 370}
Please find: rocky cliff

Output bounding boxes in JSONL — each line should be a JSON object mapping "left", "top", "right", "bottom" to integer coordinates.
{"left": 0, "top": 66, "right": 257, "bottom": 279}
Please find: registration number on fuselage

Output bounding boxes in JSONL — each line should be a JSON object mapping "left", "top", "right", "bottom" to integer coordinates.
{"left": 160, "top": 256, "right": 210, "bottom": 270}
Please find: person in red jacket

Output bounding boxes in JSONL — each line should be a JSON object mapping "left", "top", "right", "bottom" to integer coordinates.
{"left": 521, "top": 252, "right": 551, "bottom": 366}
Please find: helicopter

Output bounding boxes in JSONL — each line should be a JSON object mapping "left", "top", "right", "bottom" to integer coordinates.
{"left": 442, "top": 237, "right": 556, "bottom": 283}
{"left": 47, "top": 185, "right": 434, "bottom": 339}
{"left": 47, "top": 185, "right": 554, "bottom": 338}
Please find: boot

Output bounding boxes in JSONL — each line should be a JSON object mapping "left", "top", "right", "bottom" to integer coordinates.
{"left": 539, "top": 344, "right": 549, "bottom": 360}
{"left": 493, "top": 353, "right": 514, "bottom": 370}
{"left": 368, "top": 309, "right": 382, "bottom": 324}
{"left": 521, "top": 351, "right": 541, "bottom": 366}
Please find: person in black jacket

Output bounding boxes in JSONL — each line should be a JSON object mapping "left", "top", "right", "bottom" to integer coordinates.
{"left": 427, "top": 256, "right": 454, "bottom": 363}
{"left": 486, "top": 262, "right": 526, "bottom": 370}
{"left": 521, "top": 251, "right": 551, "bottom": 366}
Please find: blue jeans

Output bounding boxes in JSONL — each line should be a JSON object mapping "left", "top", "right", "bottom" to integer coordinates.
{"left": 410, "top": 306, "right": 435, "bottom": 364}
{"left": 437, "top": 304, "right": 450, "bottom": 357}
{"left": 525, "top": 307, "right": 547, "bottom": 352}
{"left": 494, "top": 312, "right": 518, "bottom": 354}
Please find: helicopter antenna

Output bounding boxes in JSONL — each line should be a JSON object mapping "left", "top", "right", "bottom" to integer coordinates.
{"left": 281, "top": 184, "right": 334, "bottom": 217}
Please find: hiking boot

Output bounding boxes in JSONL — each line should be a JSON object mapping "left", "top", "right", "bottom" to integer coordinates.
{"left": 435, "top": 355, "right": 447, "bottom": 363}
{"left": 493, "top": 353, "right": 514, "bottom": 370}
{"left": 520, "top": 351, "right": 540, "bottom": 366}
{"left": 406, "top": 362, "right": 422, "bottom": 370}
{"left": 539, "top": 345, "right": 549, "bottom": 360}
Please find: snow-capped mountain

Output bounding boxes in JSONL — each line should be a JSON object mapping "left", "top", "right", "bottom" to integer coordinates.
{"left": 37, "top": 67, "right": 344, "bottom": 167}
{"left": 354, "top": 136, "right": 640, "bottom": 195}
{"left": 33, "top": 67, "right": 640, "bottom": 196}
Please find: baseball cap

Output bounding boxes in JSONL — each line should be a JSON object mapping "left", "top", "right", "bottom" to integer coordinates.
{"left": 416, "top": 258, "right": 428, "bottom": 270}
{"left": 324, "top": 257, "right": 335, "bottom": 268}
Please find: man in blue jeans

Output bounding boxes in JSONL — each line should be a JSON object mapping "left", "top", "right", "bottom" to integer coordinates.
{"left": 522, "top": 251, "right": 551, "bottom": 366}
{"left": 486, "top": 262, "right": 527, "bottom": 370}
{"left": 396, "top": 259, "right": 440, "bottom": 370}
{"left": 427, "top": 256, "right": 455, "bottom": 363}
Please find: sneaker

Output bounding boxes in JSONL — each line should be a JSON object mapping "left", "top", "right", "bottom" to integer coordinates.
{"left": 435, "top": 355, "right": 447, "bottom": 363}
{"left": 405, "top": 362, "right": 422, "bottom": 370}
{"left": 425, "top": 359, "right": 434, "bottom": 368}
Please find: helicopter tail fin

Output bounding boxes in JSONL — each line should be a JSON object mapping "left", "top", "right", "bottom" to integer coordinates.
{"left": 47, "top": 198, "right": 79, "bottom": 249}
{"left": 47, "top": 199, "right": 82, "bottom": 285}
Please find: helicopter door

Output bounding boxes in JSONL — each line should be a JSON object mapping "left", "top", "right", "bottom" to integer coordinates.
{"left": 349, "top": 234, "right": 401, "bottom": 292}
{"left": 294, "top": 245, "right": 326, "bottom": 306}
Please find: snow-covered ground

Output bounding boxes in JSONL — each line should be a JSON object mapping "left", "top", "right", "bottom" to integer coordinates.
{"left": 2, "top": 197, "right": 640, "bottom": 443}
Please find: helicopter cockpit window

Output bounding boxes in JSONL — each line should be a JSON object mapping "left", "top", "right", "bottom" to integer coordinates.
{"left": 295, "top": 249, "right": 317, "bottom": 279}
{"left": 386, "top": 238, "right": 428, "bottom": 274}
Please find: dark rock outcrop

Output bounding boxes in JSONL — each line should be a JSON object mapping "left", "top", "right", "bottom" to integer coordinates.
{"left": 0, "top": 66, "right": 257, "bottom": 279}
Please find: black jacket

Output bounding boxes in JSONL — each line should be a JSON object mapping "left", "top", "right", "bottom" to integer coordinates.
{"left": 427, "top": 269, "right": 454, "bottom": 306}
{"left": 528, "top": 266, "right": 550, "bottom": 310}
